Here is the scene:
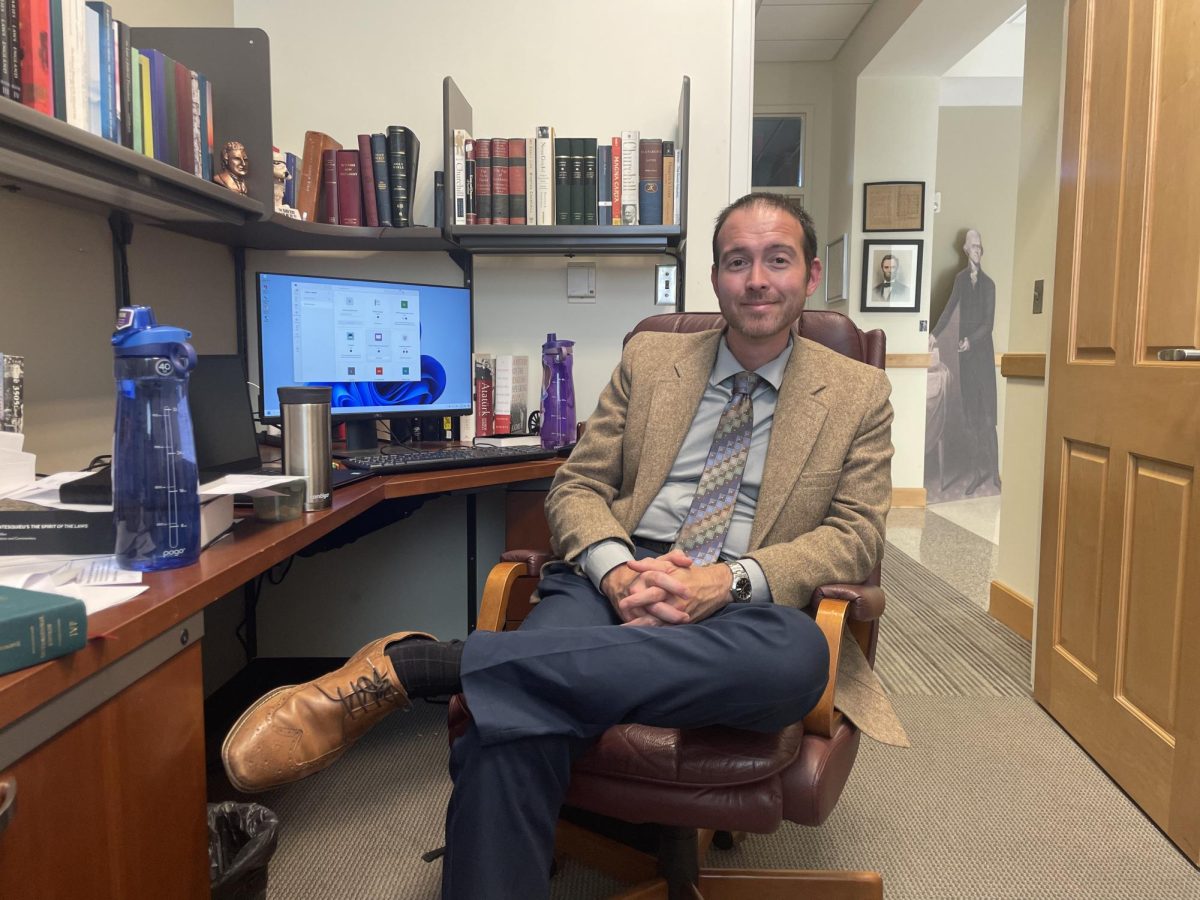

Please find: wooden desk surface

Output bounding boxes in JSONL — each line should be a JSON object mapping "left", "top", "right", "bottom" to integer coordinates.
{"left": 0, "top": 459, "right": 561, "bottom": 730}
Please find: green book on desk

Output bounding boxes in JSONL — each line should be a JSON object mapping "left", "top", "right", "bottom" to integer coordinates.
{"left": 0, "top": 586, "right": 88, "bottom": 676}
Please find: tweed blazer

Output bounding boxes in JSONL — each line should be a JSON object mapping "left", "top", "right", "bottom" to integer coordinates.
{"left": 545, "top": 328, "right": 894, "bottom": 607}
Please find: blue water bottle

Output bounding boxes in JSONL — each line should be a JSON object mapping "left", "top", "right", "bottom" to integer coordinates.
{"left": 540, "top": 333, "right": 576, "bottom": 449}
{"left": 111, "top": 306, "right": 201, "bottom": 571}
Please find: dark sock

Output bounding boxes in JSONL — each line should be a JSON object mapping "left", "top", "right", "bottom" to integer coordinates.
{"left": 385, "top": 637, "right": 464, "bottom": 698}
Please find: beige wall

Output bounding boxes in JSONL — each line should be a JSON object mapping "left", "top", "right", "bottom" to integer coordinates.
{"left": 112, "top": 0, "right": 233, "bottom": 26}
{"left": 995, "top": 0, "right": 1067, "bottom": 605}
{"left": 752, "top": 61, "right": 834, "bottom": 274}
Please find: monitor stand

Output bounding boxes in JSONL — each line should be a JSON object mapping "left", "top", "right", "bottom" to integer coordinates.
{"left": 343, "top": 419, "right": 378, "bottom": 452}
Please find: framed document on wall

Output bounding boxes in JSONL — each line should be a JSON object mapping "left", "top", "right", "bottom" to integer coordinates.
{"left": 862, "top": 181, "right": 925, "bottom": 232}
{"left": 824, "top": 234, "right": 848, "bottom": 305}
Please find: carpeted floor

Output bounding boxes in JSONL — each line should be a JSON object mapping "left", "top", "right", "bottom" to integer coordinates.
{"left": 255, "top": 543, "right": 1200, "bottom": 899}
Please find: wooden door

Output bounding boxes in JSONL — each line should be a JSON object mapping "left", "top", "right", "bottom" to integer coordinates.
{"left": 1034, "top": 0, "right": 1200, "bottom": 862}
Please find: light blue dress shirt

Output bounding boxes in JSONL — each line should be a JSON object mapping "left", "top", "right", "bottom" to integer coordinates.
{"left": 580, "top": 336, "right": 795, "bottom": 603}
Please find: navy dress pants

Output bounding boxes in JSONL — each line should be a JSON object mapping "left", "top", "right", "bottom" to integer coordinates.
{"left": 441, "top": 556, "right": 830, "bottom": 900}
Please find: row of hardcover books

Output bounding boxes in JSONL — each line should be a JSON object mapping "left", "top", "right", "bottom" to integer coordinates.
{"left": 452, "top": 128, "right": 682, "bottom": 228}
{"left": 0, "top": 0, "right": 216, "bottom": 181}
{"left": 285, "top": 127, "right": 421, "bottom": 228}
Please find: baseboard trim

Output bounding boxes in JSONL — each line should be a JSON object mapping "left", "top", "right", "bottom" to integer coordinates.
{"left": 891, "top": 487, "right": 926, "bottom": 508}
{"left": 989, "top": 580, "right": 1033, "bottom": 641}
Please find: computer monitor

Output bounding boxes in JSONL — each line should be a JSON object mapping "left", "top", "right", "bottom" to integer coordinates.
{"left": 256, "top": 271, "right": 473, "bottom": 451}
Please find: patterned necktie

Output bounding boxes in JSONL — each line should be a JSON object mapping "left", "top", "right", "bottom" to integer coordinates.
{"left": 673, "top": 371, "right": 760, "bottom": 565}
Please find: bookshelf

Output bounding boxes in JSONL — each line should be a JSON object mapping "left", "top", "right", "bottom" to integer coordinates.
{"left": 441, "top": 76, "right": 690, "bottom": 258}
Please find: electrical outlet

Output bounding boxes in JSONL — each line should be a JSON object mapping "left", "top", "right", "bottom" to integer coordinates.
{"left": 1033, "top": 279, "right": 1044, "bottom": 314}
{"left": 655, "top": 264, "right": 678, "bottom": 306}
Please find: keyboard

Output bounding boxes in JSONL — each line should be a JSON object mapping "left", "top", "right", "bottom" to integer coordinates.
{"left": 339, "top": 444, "right": 558, "bottom": 475}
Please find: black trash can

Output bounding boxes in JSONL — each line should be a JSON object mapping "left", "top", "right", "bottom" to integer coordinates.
{"left": 208, "top": 801, "right": 280, "bottom": 899}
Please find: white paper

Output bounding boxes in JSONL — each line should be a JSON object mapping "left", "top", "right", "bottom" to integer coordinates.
{"left": 200, "top": 473, "right": 305, "bottom": 496}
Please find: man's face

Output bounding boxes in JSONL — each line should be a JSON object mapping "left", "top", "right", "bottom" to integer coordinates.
{"left": 710, "top": 205, "right": 821, "bottom": 348}
{"left": 227, "top": 146, "right": 248, "bottom": 176}
{"left": 881, "top": 258, "right": 897, "bottom": 282}
{"left": 964, "top": 234, "right": 983, "bottom": 266}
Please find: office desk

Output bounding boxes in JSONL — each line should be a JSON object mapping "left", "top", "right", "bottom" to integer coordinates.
{"left": 0, "top": 459, "right": 560, "bottom": 899}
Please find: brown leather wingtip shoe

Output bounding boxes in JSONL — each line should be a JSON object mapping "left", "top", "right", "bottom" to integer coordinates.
{"left": 221, "top": 631, "right": 435, "bottom": 793}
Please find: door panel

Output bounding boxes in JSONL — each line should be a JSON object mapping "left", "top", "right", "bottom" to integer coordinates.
{"left": 1036, "top": 0, "right": 1200, "bottom": 863}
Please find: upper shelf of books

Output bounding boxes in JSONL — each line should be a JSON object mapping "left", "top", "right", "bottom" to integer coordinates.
{"left": 441, "top": 76, "right": 689, "bottom": 256}
{"left": 0, "top": 93, "right": 264, "bottom": 226}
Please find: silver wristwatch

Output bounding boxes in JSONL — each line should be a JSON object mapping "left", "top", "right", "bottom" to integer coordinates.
{"left": 725, "top": 560, "right": 752, "bottom": 603}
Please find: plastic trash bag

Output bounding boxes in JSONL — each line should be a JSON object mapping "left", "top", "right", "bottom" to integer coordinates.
{"left": 208, "top": 801, "right": 280, "bottom": 899}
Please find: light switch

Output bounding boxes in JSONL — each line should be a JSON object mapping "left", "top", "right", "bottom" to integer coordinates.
{"left": 567, "top": 263, "right": 596, "bottom": 301}
{"left": 655, "top": 264, "right": 678, "bottom": 307}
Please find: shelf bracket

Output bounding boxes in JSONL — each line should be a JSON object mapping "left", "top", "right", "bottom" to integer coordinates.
{"left": 233, "top": 246, "right": 248, "bottom": 367}
{"left": 107, "top": 211, "right": 133, "bottom": 312}
{"left": 449, "top": 247, "right": 473, "bottom": 285}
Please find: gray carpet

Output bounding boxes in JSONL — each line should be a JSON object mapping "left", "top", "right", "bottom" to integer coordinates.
{"left": 259, "top": 543, "right": 1200, "bottom": 899}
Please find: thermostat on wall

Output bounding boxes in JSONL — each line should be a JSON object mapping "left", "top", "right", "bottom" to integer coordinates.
{"left": 655, "top": 264, "right": 678, "bottom": 307}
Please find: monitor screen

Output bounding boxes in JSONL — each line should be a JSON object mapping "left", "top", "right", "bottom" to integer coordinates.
{"left": 256, "top": 272, "right": 473, "bottom": 422}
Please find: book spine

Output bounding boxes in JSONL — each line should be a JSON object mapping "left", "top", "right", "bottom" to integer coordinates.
{"left": 129, "top": 48, "right": 141, "bottom": 152}
{"left": 203, "top": 76, "right": 213, "bottom": 179}
{"left": 173, "top": 60, "right": 192, "bottom": 174}
{"left": 596, "top": 144, "right": 612, "bottom": 227}
{"left": 662, "top": 140, "right": 675, "bottom": 230}
{"left": 464, "top": 139, "right": 477, "bottom": 224}
{"left": 386, "top": 126, "right": 410, "bottom": 225}
{"left": 581, "top": 138, "right": 597, "bottom": 226}
{"left": 611, "top": 137, "right": 621, "bottom": 224}
{"left": 162, "top": 54, "right": 177, "bottom": 165}
{"left": 116, "top": 20, "right": 131, "bottom": 145}
{"left": 525, "top": 138, "right": 536, "bottom": 229}
{"left": 491, "top": 138, "right": 509, "bottom": 225}
{"left": 18, "top": 0, "right": 53, "bottom": 114}
{"left": 356, "top": 134, "right": 379, "bottom": 227}
{"left": 320, "top": 147, "right": 338, "bottom": 225}
{"left": 508, "top": 137, "right": 527, "bottom": 225}
{"left": 84, "top": 6, "right": 100, "bottom": 136}
{"left": 83, "top": 2, "right": 112, "bottom": 139}
{"left": 553, "top": 137, "right": 570, "bottom": 225}
{"left": 189, "top": 69, "right": 201, "bottom": 176}
{"left": 433, "top": 170, "right": 444, "bottom": 229}
{"left": 1, "top": 352, "right": 24, "bottom": 433}
{"left": 568, "top": 137, "right": 584, "bottom": 225}
{"left": 474, "top": 353, "right": 495, "bottom": 436}
{"left": 673, "top": 146, "right": 682, "bottom": 225}
{"left": 196, "top": 74, "right": 209, "bottom": 179}
{"left": 474, "top": 138, "right": 491, "bottom": 225}
{"left": 403, "top": 129, "right": 419, "bottom": 226}
{"left": 296, "top": 131, "right": 335, "bottom": 223}
{"left": 620, "top": 130, "right": 639, "bottom": 225}
{"left": 335, "top": 148, "right": 361, "bottom": 226}
{"left": 72, "top": 0, "right": 88, "bottom": 129}
{"left": 452, "top": 128, "right": 468, "bottom": 226}
{"left": 1, "top": 0, "right": 11, "bottom": 100}
{"left": 49, "top": 0, "right": 65, "bottom": 118}
{"left": 0, "top": 590, "right": 87, "bottom": 676}
{"left": 535, "top": 126, "right": 554, "bottom": 225}
{"left": 370, "top": 133, "right": 391, "bottom": 226}
{"left": 638, "top": 138, "right": 662, "bottom": 225}
{"left": 138, "top": 51, "right": 151, "bottom": 157}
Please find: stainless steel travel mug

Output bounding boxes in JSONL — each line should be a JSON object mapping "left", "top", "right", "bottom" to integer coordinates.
{"left": 279, "top": 385, "right": 332, "bottom": 511}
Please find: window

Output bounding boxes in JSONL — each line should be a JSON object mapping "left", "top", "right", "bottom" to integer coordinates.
{"left": 752, "top": 114, "right": 806, "bottom": 190}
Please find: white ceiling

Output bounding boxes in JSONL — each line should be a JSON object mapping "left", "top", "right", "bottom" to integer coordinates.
{"left": 754, "top": 0, "right": 877, "bottom": 63}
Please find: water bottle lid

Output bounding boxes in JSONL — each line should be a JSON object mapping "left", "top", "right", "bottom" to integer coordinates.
{"left": 278, "top": 385, "right": 332, "bottom": 405}
{"left": 112, "top": 306, "right": 194, "bottom": 357}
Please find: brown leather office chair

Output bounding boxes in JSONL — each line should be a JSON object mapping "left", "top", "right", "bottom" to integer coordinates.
{"left": 451, "top": 310, "right": 887, "bottom": 899}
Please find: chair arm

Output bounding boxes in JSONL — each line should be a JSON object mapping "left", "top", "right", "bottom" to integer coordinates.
{"left": 500, "top": 549, "right": 553, "bottom": 573}
{"left": 801, "top": 598, "right": 851, "bottom": 739}
{"left": 810, "top": 583, "right": 885, "bottom": 622}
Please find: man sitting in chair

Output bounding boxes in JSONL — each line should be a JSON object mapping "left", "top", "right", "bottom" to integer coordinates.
{"left": 223, "top": 193, "right": 894, "bottom": 899}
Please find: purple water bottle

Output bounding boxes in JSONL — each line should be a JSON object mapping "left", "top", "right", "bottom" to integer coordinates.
{"left": 540, "top": 333, "right": 576, "bottom": 449}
